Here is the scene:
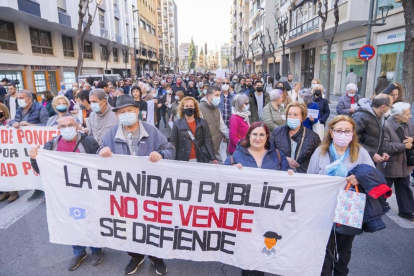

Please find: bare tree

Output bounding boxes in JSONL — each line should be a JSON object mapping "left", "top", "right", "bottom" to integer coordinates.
{"left": 266, "top": 27, "right": 277, "bottom": 82}
{"left": 239, "top": 42, "right": 246, "bottom": 74}
{"left": 275, "top": 14, "right": 289, "bottom": 76}
{"left": 248, "top": 43, "right": 255, "bottom": 74}
{"left": 402, "top": 0, "right": 414, "bottom": 103}
{"left": 318, "top": 0, "right": 340, "bottom": 102}
{"left": 257, "top": 33, "right": 267, "bottom": 76}
{"left": 76, "top": 0, "right": 101, "bottom": 79}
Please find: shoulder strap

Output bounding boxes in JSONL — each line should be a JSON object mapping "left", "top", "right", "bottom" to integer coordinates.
{"left": 230, "top": 154, "right": 234, "bottom": 165}
{"left": 295, "top": 127, "right": 306, "bottom": 161}
{"left": 73, "top": 134, "right": 85, "bottom": 152}
{"left": 275, "top": 149, "right": 281, "bottom": 170}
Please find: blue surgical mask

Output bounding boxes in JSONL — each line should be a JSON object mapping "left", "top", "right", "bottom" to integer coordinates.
{"left": 91, "top": 102, "right": 102, "bottom": 113}
{"left": 298, "top": 98, "right": 304, "bottom": 103}
{"left": 203, "top": 89, "right": 207, "bottom": 95}
{"left": 287, "top": 118, "right": 301, "bottom": 129}
{"left": 212, "top": 97, "right": 221, "bottom": 107}
{"left": 175, "top": 96, "right": 179, "bottom": 101}
{"left": 56, "top": 105, "right": 68, "bottom": 113}
{"left": 61, "top": 85, "right": 66, "bottom": 90}
{"left": 118, "top": 112, "right": 138, "bottom": 126}
{"left": 60, "top": 127, "right": 77, "bottom": 141}
{"left": 243, "top": 104, "right": 250, "bottom": 112}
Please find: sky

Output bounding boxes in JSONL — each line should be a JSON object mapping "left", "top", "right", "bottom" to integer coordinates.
{"left": 174, "top": 0, "right": 232, "bottom": 51}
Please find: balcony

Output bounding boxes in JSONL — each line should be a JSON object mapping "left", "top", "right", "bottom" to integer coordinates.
{"left": 58, "top": 10, "right": 71, "bottom": 27}
{"left": 18, "top": 0, "right": 41, "bottom": 17}
{"left": 289, "top": 17, "right": 319, "bottom": 39}
{"left": 100, "top": 28, "right": 109, "bottom": 39}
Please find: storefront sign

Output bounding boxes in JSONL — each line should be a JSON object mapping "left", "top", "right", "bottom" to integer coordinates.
{"left": 0, "top": 64, "right": 24, "bottom": 70}
{"left": 358, "top": 45, "right": 376, "bottom": 61}
{"left": 377, "top": 27, "right": 406, "bottom": 46}
{"left": 342, "top": 37, "right": 365, "bottom": 51}
{"left": 31, "top": 66, "right": 58, "bottom": 71}
{"left": 320, "top": 43, "right": 337, "bottom": 54}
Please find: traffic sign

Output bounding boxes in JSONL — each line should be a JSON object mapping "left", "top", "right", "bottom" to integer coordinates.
{"left": 358, "top": 45, "right": 376, "bottom": 61}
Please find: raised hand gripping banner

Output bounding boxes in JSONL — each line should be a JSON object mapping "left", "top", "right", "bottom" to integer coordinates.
{"left": 0, "top": 126, "right": 59, "bottom": 191}
{"left": 36, "top": 150, "right": 346, "bottom": 275}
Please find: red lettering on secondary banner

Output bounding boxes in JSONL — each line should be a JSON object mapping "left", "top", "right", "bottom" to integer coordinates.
{"left": 16, "top": 129, "right": 59, "bottom": 145}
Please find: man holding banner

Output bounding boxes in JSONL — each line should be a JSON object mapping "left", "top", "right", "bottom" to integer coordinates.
{"left": 29, "top": 113, "right": 104, "bottom": 271}
{"left": 98, "top": 95, "right": 175, "bottom": 275}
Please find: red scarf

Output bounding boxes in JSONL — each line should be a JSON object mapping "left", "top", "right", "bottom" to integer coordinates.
{"left": 348, "top": 94, "right": 355, "bottom": 104}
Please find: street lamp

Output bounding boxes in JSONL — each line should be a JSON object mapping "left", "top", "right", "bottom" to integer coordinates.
{"left": 360, "top": 0, "right": 394, "bottom": 97}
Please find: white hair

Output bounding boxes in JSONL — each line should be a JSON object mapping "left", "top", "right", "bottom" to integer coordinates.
{"left": 346, "top": 83, "right": 358, "bottom": 92}
{"left": 269, "top": 89, "right": 284, "bottom": 101}
{"left": 391, "top": 102, "right": 411, "bottom": 116}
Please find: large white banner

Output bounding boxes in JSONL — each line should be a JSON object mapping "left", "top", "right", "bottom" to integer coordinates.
{"left": 0, "top": 126, "right": 59, "bottom": 191}
{"left": 37, "top": 150, "right": 346, "bottom": 276}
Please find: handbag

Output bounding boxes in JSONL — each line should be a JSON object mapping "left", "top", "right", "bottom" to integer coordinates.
{"left": 187, "top": 130, "right": 211, "bottom": 163}
{"left": 312, "top": 121, "right": 324, "bottom": 141}
{"left": 396, "top": 127, "right": 414, "bottom": 166}
{"left": 333, "top": 183, "right": 366, "bottom": 230}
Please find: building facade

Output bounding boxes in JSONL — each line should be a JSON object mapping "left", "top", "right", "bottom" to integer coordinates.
{"left": 179, "top": 43, "right": 199, "bottom": 72}
{"left": 0, "top": 0, "right": 136, "bottom": 94}
{"left": 157, "top": 0, "right": 178, "bottom": 74}
{"left": 131, "top": 0, "right": 158, "bottom": 77}
{"left": 220, "top": 43, "right": 231, "bottom": 69}
{"left": 231, "top": 0, "right": 405, "bottom": 98}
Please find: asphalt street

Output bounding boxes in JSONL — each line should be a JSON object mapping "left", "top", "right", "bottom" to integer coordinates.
{"left": 1, "top": 116, "right": 414, "bottom": 276}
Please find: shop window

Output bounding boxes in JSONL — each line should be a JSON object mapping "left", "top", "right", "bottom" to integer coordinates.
{"left": 0, "top": 20, "right": 18, "bottom": 51}
{"left": 319, "top": 53, "right": 336, "bottom": 94}
{"left": 30, "top": 27, "right": 53, "bottom": 55}
{"left": 63, "top": 71, "right": 76, "bottom": 88}
{"left": 62, "top": 35, "right": 74, "bottom": 57}
{"left": 84, "top": 41, "right": 93, "bottom": 59}
{"left": 0, "top": 71, "right": 24, "bottom": 91}
{"left": 375, "top": 42, "right": 405, "bottom": 85}
{"left": 34, "top": 72, "right": 47, "bottom": 93}
{"left": 113, "top": 48, "right": 118, "bottom": 62}
{"left": 122, "top": 49, "right": 128, "bottom": 63}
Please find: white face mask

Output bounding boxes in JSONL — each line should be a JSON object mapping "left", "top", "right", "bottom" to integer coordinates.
{"left": 348, "top": 93, "right": 355, "bottom": 97}
{"left": 18, "top": 99, "right": 29, "bottom": 108}
{"left": 222, "top": 84, "right": 229, "bottom": 91}
{"left": 60, "top": 127, "right": 77, "bottom": 141}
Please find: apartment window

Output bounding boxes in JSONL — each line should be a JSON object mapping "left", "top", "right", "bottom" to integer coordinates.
{"left": 99, "top": 10, "right": 105, "bottom": 29}
{"left": 84, "top": 41, "right": 93, "bottom": 59}
{"left": 152, "top": 27, "right": 155, "bottom": 35}
{"left": 146, "top": 24, "right": 151, "bottom": 32}
{"left": 115, "top": 18, "right": 120, "bottom": 32}
{"left": 57, "top": 0, "right": 67, "bottom": 12}
{"left": 113, "top": 0, "right": 118, "bottom": 7}
{"left": 100, "top": 45, "right": 108, "bottom": 60}
{"left": 30, "top": 28, "right": 53, "bottom": 55}
{"left": 0, "top": 20, "right": 18, "bottom": 51}
{"left": 113, "top": 48, "right": 118, "bottom": 62}
{"left": 126, "top": 23, "right": 129, "bottom": 44}
{"left": 62, "top": 35, "right": 74, "bottom": 57}
{"left": 125, "top": 0, "right": 128, "bottom": 14}
{"left": 140, "top": 19, "right": 145, "bottom": 28}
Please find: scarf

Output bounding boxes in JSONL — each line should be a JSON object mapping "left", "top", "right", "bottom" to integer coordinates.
{"left": 326, "top": 143, "right": 349, "bottom": 177}
{"left": 232, "top": 108, "right": 250, "bottom": 125}
{"left": 348, "top": 95, "right": 355, "bottom": 104}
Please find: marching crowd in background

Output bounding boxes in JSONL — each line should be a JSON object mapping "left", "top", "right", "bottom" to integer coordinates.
{"left": 0, "top": 69, "right": 413, "bottom": 276}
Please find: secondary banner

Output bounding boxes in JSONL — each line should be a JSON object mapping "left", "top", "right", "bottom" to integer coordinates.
{"left": 36, "top": 150, "right": 346, "bottom": 276}
{"left": 0, "top": 126, "right": 59, "bottom": 191}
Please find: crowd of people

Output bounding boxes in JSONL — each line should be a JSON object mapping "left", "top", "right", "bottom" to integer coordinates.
{"left": 0, "top": 70, "right": 413, "bottom": 276}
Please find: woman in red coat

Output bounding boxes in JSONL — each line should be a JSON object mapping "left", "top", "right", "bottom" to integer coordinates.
{"left": 228, "top": 94, "right": 250, "bottom": 154}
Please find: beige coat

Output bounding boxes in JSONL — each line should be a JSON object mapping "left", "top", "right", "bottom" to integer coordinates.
{"left": 260, "top": 102, "right": 286, "bottom": 133}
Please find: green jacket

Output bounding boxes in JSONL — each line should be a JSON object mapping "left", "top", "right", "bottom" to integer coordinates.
{"left": 260, "top": 102, "right": 286, "bottom": 133}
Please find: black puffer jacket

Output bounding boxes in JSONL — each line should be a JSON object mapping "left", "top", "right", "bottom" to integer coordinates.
{"left": 170, "top": 117, "right": 215, "bottom": 162}
{"left": 374, "top": 76, "right": 390, "bottom": 95}
{"left": 31, "top": 133, "right": 100, "bottom": 173}
{"left": 270, "top": 125, "right": 321, "bottom": 173}
{"left": 352, "top": 98, "right": 385, "bottom": 157}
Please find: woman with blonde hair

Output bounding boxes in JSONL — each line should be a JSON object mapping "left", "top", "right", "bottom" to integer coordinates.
{"left": 170, "top": 91, "right": 185, "bottom": 122}
{"left": 170, "top": 96, "right": 216, "bottom": 163}
{"left": 307, "top": 115, "right": 374, "bottom": 276}
{"left": 46, "top": 95, "right": 80, "bottom": 126}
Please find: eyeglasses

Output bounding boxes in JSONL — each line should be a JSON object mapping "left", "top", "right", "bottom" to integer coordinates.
{"left": 332, "top": 129, "right": 354, "bottom": 136}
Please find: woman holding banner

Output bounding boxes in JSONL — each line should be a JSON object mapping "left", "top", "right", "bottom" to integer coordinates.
{"left": 46, "top": 95, "right": 81, "bottom": 127}
{"left": 307, "top": 115, "right": 374, "bottom": 276}
{"left": 170, "top": 96, "right": 216, "bottom": 163}
{"left": 224, "top": 121, "right": 292, "bottom": 276}
{"left": 0, "top": 103, "right": 19, "bottom": 203}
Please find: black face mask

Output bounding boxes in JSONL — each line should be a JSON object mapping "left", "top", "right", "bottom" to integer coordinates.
{"left": 183, "top": 108, "right": 195, "bottom": 117}
{"left": 256, "top": 87, "right": 264, "bottom": 92}
{"left": 314, "top": 90, "right": 322, "bottom": 97}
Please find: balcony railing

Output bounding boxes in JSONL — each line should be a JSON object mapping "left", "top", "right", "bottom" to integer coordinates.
{"left": 100, "top": 28, "right": 108, "bottom": 39}
{"left": 289, "top": 17, "right": 319, "bottom": 39}
{"left": 58, "top": 10, "right": 71, "bottom": 27}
